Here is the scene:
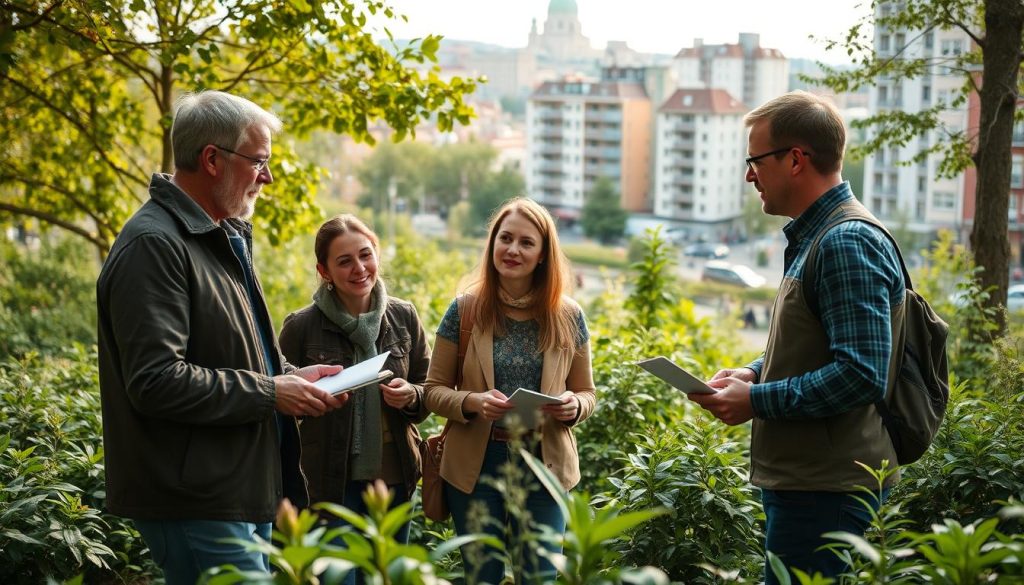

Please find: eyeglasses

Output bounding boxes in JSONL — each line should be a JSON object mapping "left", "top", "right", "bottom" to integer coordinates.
{"left": 745, "top": 146, "right": 811, "bottom": 171}
{"left": 213, "top": 145, "right": 270, "bottom": 172}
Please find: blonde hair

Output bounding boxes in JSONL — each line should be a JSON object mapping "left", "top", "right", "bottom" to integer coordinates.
{"left": 468, "top": 197, "right": 578, "bottom": 352}
{"left": 744, "top": 90, "right": 845, "bottom": 175}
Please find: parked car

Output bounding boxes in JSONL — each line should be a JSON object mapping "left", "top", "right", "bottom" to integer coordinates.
{"left": 683, "top": 242, "right": 730, "bottom": 258}
{"left": 701, "top": 261, "right": 767, "bottom": 288}
{"left": 1009, "top": 284, "right": 1024, "bottom": 313}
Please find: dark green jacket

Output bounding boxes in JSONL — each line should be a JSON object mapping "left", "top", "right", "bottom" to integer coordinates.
{"left": 97, "top": 173, "right": 304, "bottom": 522}
{"left": 278, "top": 298, "right": 430, "bottom": 503}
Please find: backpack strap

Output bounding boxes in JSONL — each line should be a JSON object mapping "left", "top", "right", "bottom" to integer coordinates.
{"left": 802, "top": 200, "right": 914, "bottom": 316}
{"left": 800, "top": 200, "right": 911, "bottom": 435}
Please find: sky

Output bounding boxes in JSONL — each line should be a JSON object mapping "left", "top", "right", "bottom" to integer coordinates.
{"left": 374, "top": 0, "right": 873, "bottom": 65}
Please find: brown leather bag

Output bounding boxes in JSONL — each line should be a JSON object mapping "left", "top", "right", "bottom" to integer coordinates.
{"left": 420, "top": 295, "right": 475, "bottom": 522}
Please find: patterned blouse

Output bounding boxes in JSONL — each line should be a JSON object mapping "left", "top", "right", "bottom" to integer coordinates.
{"left": 436, "top": 299, "right": 589, "bottom": 402}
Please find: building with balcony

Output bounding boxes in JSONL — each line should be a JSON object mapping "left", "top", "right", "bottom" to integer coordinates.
{"left": 862, "top": 3, "right": 972, "bottom": 241}
{"left": 652, "top": 89, "right": 748, "bottom": 233}
{"left": 525, "top": 77, "right": 652, "bottom": 217}
{"left": 673, "top": 33, "right": 788, "bottom": 110}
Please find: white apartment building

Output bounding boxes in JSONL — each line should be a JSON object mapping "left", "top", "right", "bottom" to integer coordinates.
{"left": 863, "top": 4, "right": 971, "bottom": 234}
{"left": 653, "top": 89, "right": 747, "bottom": 227}
{"left": 525, "top": 78, "right": 652, "bottom": 216}
{"left": 673, "top": 33, "right": 788, "bottom": 109}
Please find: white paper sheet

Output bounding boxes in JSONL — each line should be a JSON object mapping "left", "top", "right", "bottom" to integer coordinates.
{"left": 501, "top": 387, "right": 563, "bottom": 428}
{"left": 312, "top": 351, "right": 391, "bottom": 395}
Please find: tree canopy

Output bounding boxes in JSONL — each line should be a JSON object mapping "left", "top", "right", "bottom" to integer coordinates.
{"left": 0, "top": 0, "right": 477, "bottom": 252}
{"left": 581, "top": 177, "right": 627, "bottom": 245}
{"left": 814, "top": 0, "right": 1023, "bottom": 335}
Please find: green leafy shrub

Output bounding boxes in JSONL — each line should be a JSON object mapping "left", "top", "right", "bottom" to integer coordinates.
{"left": 0, "top": 346, "right": 153, "bottom": 584}
{"left": 0, "top": 237, "right": 98, "bottom": 359}
{"left": 597, "top": 422, "right": 763, "bottom": 582}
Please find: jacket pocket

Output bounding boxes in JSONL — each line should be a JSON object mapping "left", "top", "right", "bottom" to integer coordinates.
{"left": 304, "top": 345, "right": 353, "bottom": 367}
{"left": 383, "top": 336, "right": 411, "bottom": 378}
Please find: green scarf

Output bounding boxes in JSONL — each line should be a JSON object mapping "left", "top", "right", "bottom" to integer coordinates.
{"left": 313, "top": 279, "right": 388, "bottom": 480}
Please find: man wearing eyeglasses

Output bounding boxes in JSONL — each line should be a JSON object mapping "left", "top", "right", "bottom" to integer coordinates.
{"left": 688, "top": 91, "right": 904, "bottom": 583}
{"left": 97, "top": 91, "right": 348, "bottom": 585}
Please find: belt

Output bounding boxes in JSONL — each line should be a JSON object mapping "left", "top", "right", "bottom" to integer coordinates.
{"left": 490, "top": 427, "right": 539, "bottom": 443}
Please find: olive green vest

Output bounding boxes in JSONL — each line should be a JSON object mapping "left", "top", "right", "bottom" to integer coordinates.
{"left": 751, "top": 201, "right": 900, "bottom": 492}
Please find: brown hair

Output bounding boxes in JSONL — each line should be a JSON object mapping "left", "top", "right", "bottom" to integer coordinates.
{"left": 467, "top": 197, "right": 578, "bottom": 353}
{"left": 743, "top": 90, "right": 845, "bottom": 175}
{"left": 314, "top": 214, "right": 380, "bottom": 283}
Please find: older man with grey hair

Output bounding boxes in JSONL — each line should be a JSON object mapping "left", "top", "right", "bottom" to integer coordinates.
{"left": 97, "top": 91, "right": 347, "bottom": 584}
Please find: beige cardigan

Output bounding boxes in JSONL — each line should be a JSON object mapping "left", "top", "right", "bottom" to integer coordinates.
{"left": 423, "top": 298, "right": 596, "bottom": 494}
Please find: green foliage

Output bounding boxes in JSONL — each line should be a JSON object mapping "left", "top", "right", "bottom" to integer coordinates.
{"left": 0, "top": 346, "right": 153, "bottom": 584}
{"left": 469, "top": 167, "right": 524, "bottom": 235}
{"left": 206, "top": 482, "right": 481, "bottom": 584}
{"left": 580, "top": 177, "right": 627, "bottom": 245}
{"left": 597, "top": 423, "right": 763, "bottom": 582}
{"left": 915, "top": 230, "right": 1001, "bottom": 382}
{"left": 1, "top": 0, "right": 478, "bottom": 252}
{"left": 0, "top": 237, "right": 97, "bottom": 360}
{"left": 624, "top": 228, "right": 679, "bottom": 330}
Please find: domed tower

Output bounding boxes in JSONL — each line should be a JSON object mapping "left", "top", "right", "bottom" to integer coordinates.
{"left": 539, "top": 0, "right": 594, "bottom": 62}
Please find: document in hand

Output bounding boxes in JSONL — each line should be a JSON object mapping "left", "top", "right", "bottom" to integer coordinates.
{"left": 312, "top": 351, "right": 393, "bottom": 396}
{"left": 635, "top": 356, "right": 717, "bottom": 394}
{"left": 504, "top": 387, "right": 563, "bottom": 427}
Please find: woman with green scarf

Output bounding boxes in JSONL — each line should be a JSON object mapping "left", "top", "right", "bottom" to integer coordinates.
{"left": 278, "top": 215, "right": 430, "bottom": 555}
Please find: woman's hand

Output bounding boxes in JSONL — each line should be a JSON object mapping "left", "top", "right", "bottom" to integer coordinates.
{"left": 542, "top": 391, "right": 579, "bottom": 423}
{"left": 464, "top": 389, "right": 513, "bottom": 421}
{"left": 380, "top": 377, "right": 417, "bottom": 410}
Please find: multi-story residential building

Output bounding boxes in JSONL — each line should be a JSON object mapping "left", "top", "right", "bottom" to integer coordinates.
{"left": 862, "top": 8, "right": 971, "bottom": 240}
{"left": 652, "top": 89, "right": 747, "bottom": 235}
{"left": 525, "top": 76, "right": 652, "bottom": 217}
{"left": 673, "top": 33, "right": 788, "bottom": 109}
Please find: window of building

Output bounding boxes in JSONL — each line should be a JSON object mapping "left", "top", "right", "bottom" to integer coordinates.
{"left": 940, "top": 39, "right": 962, "bottom": 56}
{"left": 918, "top": 176, "right": 927, "bottom": 192}
{"left": 934, "top": 191, "right": 956, "bottom": 210}
{"left": 874, "top": 172, "right": 884, "bottom": 189}
{"left": 924, "top": 32, "right": 934, "bottom": 49}
{"left": 922, "top": 85, "right": 931, "bottom": 103}
{"left": 1013, "top": 120, "right": 1024, "bottom": 144}
{"left": 879, "top": 35, "right": 890, "bottom": 52}
{"left": 1012, "top": 154, "right": 1024, "bottom": 188}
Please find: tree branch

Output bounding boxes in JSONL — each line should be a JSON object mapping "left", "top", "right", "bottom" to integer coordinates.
{"left": 0, "top": 201, "right": 109, "bottom": 251}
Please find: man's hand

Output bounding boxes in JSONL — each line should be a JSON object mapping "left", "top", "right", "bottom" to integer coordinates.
{"left": 709, "top": 367, "right": 757, "bottom": 383}
{"left": 381, "top": 377, "right": 418, "bottom": 410}
{"left": 687, "top": 375, "right": 755, "bottom": 426}
{"left": 541, "top": 391, "right": 579, "bottom": 422}
{"left": 274, "top": 364, "right": 348, "bottom": 416}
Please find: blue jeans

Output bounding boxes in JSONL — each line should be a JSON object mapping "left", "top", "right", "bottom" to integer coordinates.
{"left": 326, "top": 480, "right": 411, "bottom": 585}
{"left": 446, "top": 440, "right": 565, "bottom": 585}
{"left": 133, "top": 519, "right": 271, "bottom": 585}
{"left": 761, "top": 488, "right": 888, "bottom": 584}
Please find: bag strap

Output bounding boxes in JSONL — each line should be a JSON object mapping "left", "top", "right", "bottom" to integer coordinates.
{"left": 801, "top": 200, "right": 909, "bottom": 435}
{"left": 802, "top": 200, "right": 914, "bottom": 317}
{"left": 439, "top": 294, "right": 478, "bottom": 441}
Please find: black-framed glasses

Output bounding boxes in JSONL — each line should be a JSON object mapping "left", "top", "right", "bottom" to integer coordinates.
{"left": 745, "top": 146, "right": 809, "bottom": 171}
{"left": 213, "top": 145, "right": 270, "bottom": 172}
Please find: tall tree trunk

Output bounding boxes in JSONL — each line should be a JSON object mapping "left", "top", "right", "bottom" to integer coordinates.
{"left": 971, "top": 0, "right": 1023, "bottom": 336}
{"left": 161, "top": 64, "right": 174, "bottom": 173}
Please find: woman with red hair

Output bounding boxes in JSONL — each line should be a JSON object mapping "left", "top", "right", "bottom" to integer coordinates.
{"left": 425, "top": 197, "right": 596, "bottom": 584}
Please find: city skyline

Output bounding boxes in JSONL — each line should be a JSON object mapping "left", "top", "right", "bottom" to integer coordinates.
{"left": 374, "top": 0, "right": 872, "bottom": 65}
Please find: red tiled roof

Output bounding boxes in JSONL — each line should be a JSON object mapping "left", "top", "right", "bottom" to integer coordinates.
{"left": 675, "top": 43, "right": 744, "bottom": 59}
{"left": 658, "top": 88, "right": 747, "bottom": 114}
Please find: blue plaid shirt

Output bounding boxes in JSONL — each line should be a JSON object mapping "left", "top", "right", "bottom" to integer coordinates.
{"left": 746, "top": 182, "right": 905, "bottom": 420}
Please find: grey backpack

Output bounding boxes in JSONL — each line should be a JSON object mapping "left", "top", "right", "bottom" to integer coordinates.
{"left": 804, "top": 202, "right": 950, "bottom": 465}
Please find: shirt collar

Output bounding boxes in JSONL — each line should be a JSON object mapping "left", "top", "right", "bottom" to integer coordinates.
{"left": 782, "top": 181, "right": 854, "bottom": 246}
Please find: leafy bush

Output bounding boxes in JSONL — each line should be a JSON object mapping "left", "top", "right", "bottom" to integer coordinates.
{"left": 0, "top": 346, "right": 154, "bottom": 584}
{"left": 0, "top": 237, "right": 98, "bottom": 359}
{"left": 598, "top": 422, "right": 763, "bottom": 582}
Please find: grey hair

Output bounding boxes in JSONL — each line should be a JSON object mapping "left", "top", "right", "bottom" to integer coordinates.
{"left": 171, "top": 90, "right": 282, "bottom": 171}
